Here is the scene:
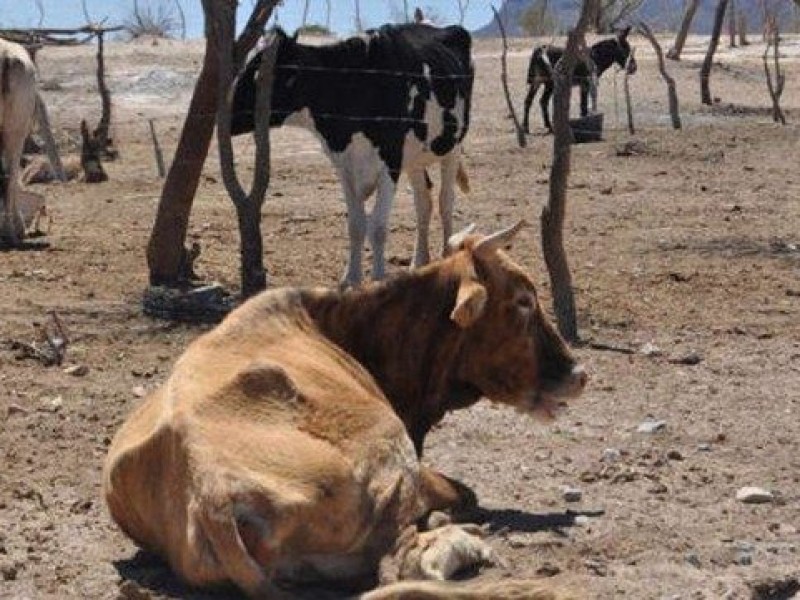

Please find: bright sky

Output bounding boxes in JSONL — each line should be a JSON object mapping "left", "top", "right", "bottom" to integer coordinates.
{"left": 0, "top": 1, "right": 492, "bottom": 38}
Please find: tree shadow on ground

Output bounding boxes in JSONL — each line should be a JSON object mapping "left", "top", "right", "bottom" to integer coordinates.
{"left": 473, "top": 506, "right": 602, "bottom": 535}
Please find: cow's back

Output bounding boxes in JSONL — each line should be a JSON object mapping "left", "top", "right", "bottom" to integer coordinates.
{"left": 0, "top": 39, "right": 36, "bottom": 132}
{"left": 103, "top": 290, "right": 421, "bottom": 583}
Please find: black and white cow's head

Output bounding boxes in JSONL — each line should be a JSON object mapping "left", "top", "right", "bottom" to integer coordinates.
{"left": 232, "top": 28, "right": 308, "bottom": 134}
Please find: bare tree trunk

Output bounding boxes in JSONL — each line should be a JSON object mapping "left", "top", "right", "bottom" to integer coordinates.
{"left": 491, "top": 6, "right": 526, "bottom": 148}
{"left": 701, "top": 0, "right": 729, "bottom": 105}
{"left": 637, "top": 21, "right": 681, "bottom": 129}
{"left": 34, "top": 93, "right": 66, "bottom": 181}
{"left": 93, "top": 30, "right": 113, "bottom": 155}
{"left": 541, "top": 0, "right": 598, "bottom": 343}
{"left": 738, "top": 11, "right": 749, "bottom": 45}
{"left": 667, "top": 0, "right": 700, "bottom": 60}
{"left": 354, "top": 0, "right": 363, "bottom": 31}
{"left": 174, "top": 0, "right": 187, "bottom": 40}
{"left": 149, "top": 119, "right": 166, "bottom": 177}
{"left": 302, "top": 0, "right": 311, "bottom": 28}
{"left": 623, "top": 48, "right": 636, "bottom": 134}
{"left": 728, "top": 0, "right": 737, "bottom": 46}
{"left": 403, "top": 0, "right": 409, "bottom": 21}
{"left": 146, "top": 1, "right": 277, "bottom": 287}
{"left": 204, "top": 0, "right": 278, "bottom": 297}
{"left": 763, "top": 26, "right": 786, "bottom": 125}
{"left": 326, "top": 0, "right": 332, "bottom": 30}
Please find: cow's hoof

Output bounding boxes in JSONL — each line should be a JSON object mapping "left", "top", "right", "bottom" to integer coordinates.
{"left": 397, "top": 524, "right": 497, "bottom": 581}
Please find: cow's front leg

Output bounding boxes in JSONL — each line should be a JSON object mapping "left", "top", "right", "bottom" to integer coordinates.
{"left": 341, "top": 181, "right": 367, "bottom": 288}
{"left": 419, "top": 466, "right": 478, "bottom": 520}
{"left": 368, "top": 171, "right": 396, "bottom": 281}
{"left": 408, "top": 169, "right": 433, "bottom": 269}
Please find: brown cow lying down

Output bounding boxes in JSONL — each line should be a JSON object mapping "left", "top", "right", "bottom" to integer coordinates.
{"left": 104, "top": 222, "right": 587, "bottom": 599}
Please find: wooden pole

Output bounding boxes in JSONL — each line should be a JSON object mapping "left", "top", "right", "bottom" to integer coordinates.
{"left": 148, "top": 119, "right": 166, "bottom": 178}
{"left": 491, "top": 6, "right": 526, "bottom": 148}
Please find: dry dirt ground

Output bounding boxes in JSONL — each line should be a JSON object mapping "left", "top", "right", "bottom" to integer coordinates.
{"left": 1, "top": 33, "right": 800, "bottom": 600}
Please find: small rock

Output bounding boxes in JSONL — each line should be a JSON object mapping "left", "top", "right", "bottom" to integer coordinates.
{"left": 63, "top": 365, "right": 89, "bottom": 377}
{"left": 535, "top": 562, "right": 561, "bottom": 577}
{"left": 685, "top": 552, "right": 702, "bottom": 568}
{"left": 735, "top": 552, "right": 753, "bottom": 566}
{"left": 584, "top": 558, "right": 608, "bottom": 577}
{"left": 573, "top": 514, "right": 591, "bottom": 527}
{"left": 7, "top": 403, "right": 29, "bottom": 417}
{"left": 507, "top": 534, "right": 530, "bottom": 549}
{"left": 736, "top": 487, "right": 774, "bottom": 504}
{"left": 132, "top": 386, "right": 147, "bottom": 398}
{"left": 1, "top": 562, "right": 17, "bottom": 581}
{"left": 639, "top": 342, "right": 662, "bottom": 357}
{"left": 671, "top": 350, "right": 703, "bottom": 366}
{"left": 117, "top": 580, "right": 152, "bottom": 600}
{"left": 601, "top": 448, "right": 621, "bottom": 463}
{"left": 697, "top": 443, "right": 712, "bottom": 452}
{"left": 44, "top": 396, "right": 63, "bottom": 412}
{"left": 637, "top": 419, "right": 667, "bottom": 434}
{"left": 667, "top": 449, "right": 684, "bottom": 461}
{"left": 562, "top": 487, "right": 583, "bottom": 503}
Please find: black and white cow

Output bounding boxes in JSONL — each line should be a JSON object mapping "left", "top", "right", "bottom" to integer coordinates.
{"left": 232, "top": 24, "right": 473, "bottom": 287}
{"left": 0, "top": 38, "right": 37, "bottom": 246}
{"left": 522, "top": 27, "right": 636, "bottom": 134}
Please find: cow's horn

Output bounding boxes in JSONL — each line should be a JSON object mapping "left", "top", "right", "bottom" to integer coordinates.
{"left": 446, "top": 223, "right": 477, "bottom": 253}
{"left": 474, "top": 220, "right": 527, "bottom": 256}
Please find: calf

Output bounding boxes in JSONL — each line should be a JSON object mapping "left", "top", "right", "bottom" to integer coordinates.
{"left": 523, "top": 27, "right": 636, "bottom": 133}
{"left": 0, "top": 38, "right": 37, "bottom": 246}
{"left": 232, "top": 24, "right": 474, "bottom": 287}
{"left": 104, "top": 221, "right": 586, "bottom": 599}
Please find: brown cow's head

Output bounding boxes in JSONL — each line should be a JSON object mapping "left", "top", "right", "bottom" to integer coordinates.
{"left": 446, "top": 222, "right": 587, "bottom": 420}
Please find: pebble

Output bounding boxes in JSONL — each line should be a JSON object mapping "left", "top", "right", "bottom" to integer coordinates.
{"left": 601, "top": 448, "right": 621, "bottom": 463}
{"left": 667, "top": 449, "right": 684, "bottom": 461}
{"left": 1, "top": 563, "right": 17, "bottom": 581}
{"left": 63, "top": 365, "right": 89, "bottom": 377}
{"left": 637, "top": 419, "right": 667, "bottom": 434}
{"left": 685, "top": 552, "right": 701, "bottom": 568}
{"left": 672, "top": 350, "right": 703, "bottom": 365}
{"left": 735, "top": 552, "right": 753, "bottom": 566}
{"left": 736, "top": 487, "right": 774, "bottom": 504}
{"left": 639, "top": 342, "right": 662, "bottom": 357}
{"left": 7, "top": 404, "right": 29, "bottom": 417}
{"left": 697, "top": 443, "right": 712, "bottom": 452}
{"left": 562, "top": 487, "right": 583, "bottom": 502}
{"left": 132, "top": 386, "right": 147, "bottom": 398}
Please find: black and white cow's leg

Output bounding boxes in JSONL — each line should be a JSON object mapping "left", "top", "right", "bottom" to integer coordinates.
{"left": 408, "top": 168, "right": 433, "bottom": 269}
{"left": 368, "top": 170, "right": 396, "bottom": 281}
{"left": 340, "top": 177, "right": 368, "bottom": 288}
{"left": 437, "top": 154, "right": 458, "bottom": 258}
{"left": 540, "top": 82, "right": 554, "bottom": 133}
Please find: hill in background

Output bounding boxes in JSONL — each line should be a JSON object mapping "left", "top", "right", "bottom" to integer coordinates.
{"left": 473, "top": 0, "right": 799, "bottom": 37}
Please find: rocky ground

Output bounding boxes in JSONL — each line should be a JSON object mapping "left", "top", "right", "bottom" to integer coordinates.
{"left": 1, "top": 33, "right": 799, "bottom": 599}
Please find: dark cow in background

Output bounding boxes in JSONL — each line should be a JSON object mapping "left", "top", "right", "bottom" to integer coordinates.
{"left": 232, "top": 24, "right": 474, "bottom": 287}
{"left": 522, "top": 27, "right": 636, "bottom": 133}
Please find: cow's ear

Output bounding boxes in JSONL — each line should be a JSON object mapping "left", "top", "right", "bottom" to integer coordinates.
{"left": 446, "top": 223, "right": 477, "bottom": 254}
{"left": 450, "top": 278, "right": 487, "bottom": 328}
{"left": 618, "top": 26, "right": 631, "bottom": 40}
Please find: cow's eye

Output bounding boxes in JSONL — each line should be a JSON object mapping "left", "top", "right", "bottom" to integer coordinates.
{"left": 516, "top": 294, "right": 534, "bottom": 310}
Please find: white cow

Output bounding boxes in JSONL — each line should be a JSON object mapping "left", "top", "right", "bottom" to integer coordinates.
{"left": 0, "top": 38, "right": 37, "bottom": 246}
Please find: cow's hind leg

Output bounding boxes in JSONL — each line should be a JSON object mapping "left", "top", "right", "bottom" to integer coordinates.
{"left": 522, "top": 81, "right": 541, "bottom": 134}
{"left": 408, "top": 168, "right": 433, "bottom": 269}
{"left": 437, "top": 154, "right": 458, "bottom": 258}
{"left": 540, "top": 82, "right": 554, "bottom": 133}
{"left": 368, "top": 170, "right": 396, "bottom": 281}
